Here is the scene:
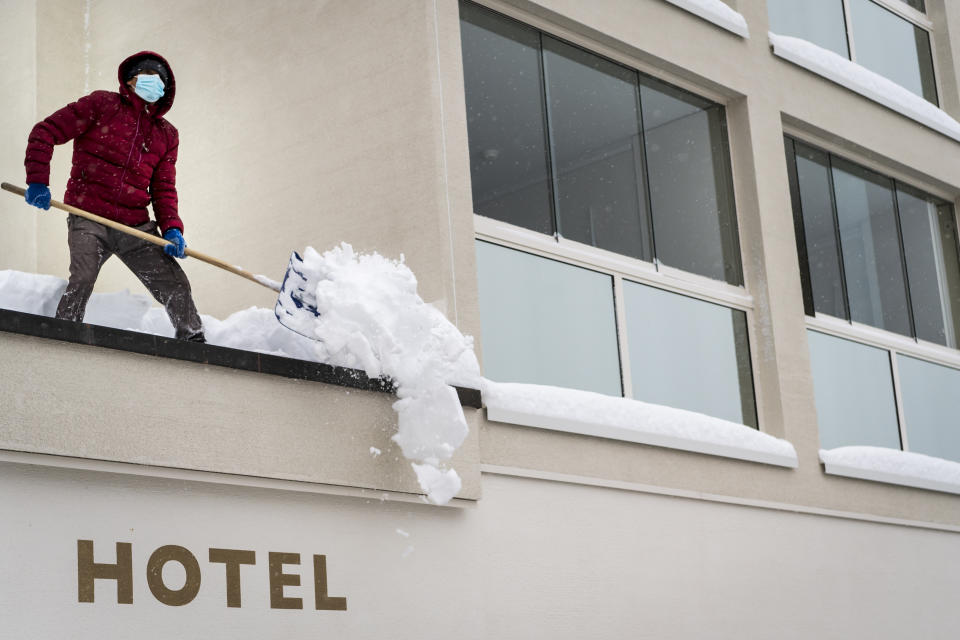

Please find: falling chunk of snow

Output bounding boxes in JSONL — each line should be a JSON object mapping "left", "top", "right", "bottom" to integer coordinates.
{"left": 369, "top": 447, "right": 382, "bottom": 457}
{"left": 276, "top": 243, "right": 479, "bottom": 504}
{"left": 395, "top": 528, "right": 409, "bottom": 538}
{"left": 401, "top": 546, "right": 415, "bottom": 558}
{"left": 412, "top": 462, "right": 462, "bottom": 505}
{"left": 392, "top": 385, "right": 466, "bottom": 462}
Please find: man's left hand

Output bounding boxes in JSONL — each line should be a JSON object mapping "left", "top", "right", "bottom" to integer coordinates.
{"left": 163, "top": 228, "right": 187, "bottom": 259}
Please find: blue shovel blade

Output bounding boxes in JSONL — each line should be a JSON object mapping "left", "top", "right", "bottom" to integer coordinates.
{"left": 275, "top": 251, "right": 322, "bottom": 339}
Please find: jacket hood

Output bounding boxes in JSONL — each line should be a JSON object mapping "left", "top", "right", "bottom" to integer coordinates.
{"left": 118, "top": 51, "right": 175, "bottom": 117}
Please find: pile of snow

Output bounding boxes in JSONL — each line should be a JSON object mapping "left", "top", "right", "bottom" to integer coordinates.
{"left": 0, "top": 270, "right": 320, "bottom": 361}
{"left": 483, "top": 380, "right": 798, "bottom": 467}
{"left": 0, "top": 271, "right": 68, "bottom": 317}
{"left": 820, "top": 446, "right": 960, "bottom": 495}
{"left": 769, "top": 32, "right": 960, "bottom": 143}
{"left": 663, "top": 0, "right": 749, "bottom": 38}
{"left": 286, "top": 244, "right": 478, "bottom": 505}
{"left": 0, "top": 245, "right": 481, "bottom": 506}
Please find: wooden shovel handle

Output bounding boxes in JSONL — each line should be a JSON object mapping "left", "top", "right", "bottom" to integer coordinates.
{"left": 2, "top": 182, "right": 279, "bottom": 292}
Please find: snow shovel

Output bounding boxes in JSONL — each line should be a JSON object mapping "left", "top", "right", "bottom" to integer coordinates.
{"left": 2, "top": 182, "right": 322, "bottom": 336}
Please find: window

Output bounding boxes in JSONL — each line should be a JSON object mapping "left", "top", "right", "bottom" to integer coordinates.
{"left": 460, "top": 0, "right": 742, "bottom": 285}
{"left": 475, "top": 241, "right": 622, "bottom": 397}
{"left": 785, "top": 137, "right": 960, "bottom": 347}
{"left": 807, "top": 330, "right": 902, "bottom": 450}
{"left": 786, "top": 137, "right": 960, "bottom": 462}
{"left": 767, "top": 0, "right": 850, "bottom": 57}
{"left": 623, "top": 281, "right": 757, "bottom": 427}
{"left": 462, "top": 2, "right": 757, "bottom": 426}
{"left": 767, "top": 0, "right": 938, "bottom": 104}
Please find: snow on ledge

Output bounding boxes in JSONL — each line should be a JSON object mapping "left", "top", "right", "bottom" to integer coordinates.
{"left": 482, "top": 380, "right": 797, "bottom": 468}
{"left": 663, "top": 0, "right": 749, "bottom": 38}
{"left": 820, "top": 447, "right": 960, "bottom": 495}
{"left": 769, "top": 32, "right": 960, "bottom": 144}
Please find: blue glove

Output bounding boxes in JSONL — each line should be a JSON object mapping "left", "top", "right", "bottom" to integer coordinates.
{"left": 25, "top": 183, "right": 51, "bottom": 210}
{"left": 163, "top": 228, "right": 187, "bottom": 259}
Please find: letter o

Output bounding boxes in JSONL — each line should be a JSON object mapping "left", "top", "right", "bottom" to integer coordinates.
{"left": 146, "top": 545, "right": 201, "bottom": 606}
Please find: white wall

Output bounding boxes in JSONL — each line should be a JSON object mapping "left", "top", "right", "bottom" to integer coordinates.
{"left": 3, "top": 461, "right": 958, "bottom": 639}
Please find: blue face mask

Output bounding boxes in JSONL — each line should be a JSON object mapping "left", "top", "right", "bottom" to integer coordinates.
{"left": 133, "top": 74, "right": 165, "bottom": 103}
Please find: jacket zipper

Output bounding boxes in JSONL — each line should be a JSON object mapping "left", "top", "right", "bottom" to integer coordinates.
{"left": 117, "top": 108, "right": 144, "bottom": 219}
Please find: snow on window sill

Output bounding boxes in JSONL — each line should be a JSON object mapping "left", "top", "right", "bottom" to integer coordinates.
{"left": 663, "top": 0, "right": 749, "bottom": 38}
{"left": 769, "top": 32, "right": 960, "bottom": 144}
{"left": 482, "top": 380, "right": 798, "bottom": 468}
{"left": 820, "top": 447, "right": 960, "bottom": 495}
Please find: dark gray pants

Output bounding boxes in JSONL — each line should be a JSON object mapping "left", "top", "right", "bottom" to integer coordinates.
{"left": 56, "top": 217, "right": 204, "bottom": 341}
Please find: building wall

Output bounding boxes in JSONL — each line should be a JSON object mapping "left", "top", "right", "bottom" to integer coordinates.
{"left": 1, "top": 0, "right": 960, "bottom": 634}
{"left": 3, "top": 462, "right": 958, "bottom": 639}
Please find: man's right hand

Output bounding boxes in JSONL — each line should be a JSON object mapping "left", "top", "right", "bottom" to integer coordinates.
{"left": 25, "top": 183, "right": 51, "bottom": 210}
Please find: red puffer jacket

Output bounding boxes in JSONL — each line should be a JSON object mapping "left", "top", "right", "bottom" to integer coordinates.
{"left": 25, "top": 51, "right": 183, "bottom": 233}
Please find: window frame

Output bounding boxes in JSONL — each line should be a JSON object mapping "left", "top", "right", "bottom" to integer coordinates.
{"left": 785, "top": 133, "right": 960, "bottom": 364}
{"left": 768, "top": 0, "right": 941, "bottom": 104}
{"left": 784, "top": 131, "right": 960, "bottom": 455}
{"left": 837, "top": 0, "right": 941, "bottom": 104}
{"left": 461, "top": 0, "right": 745, "bottom": 285}
{"left": 474, "top": 217, "right": 761, "bottom": 426}
{"left": 462, "top": 1, "right": 763, "bottom": 428}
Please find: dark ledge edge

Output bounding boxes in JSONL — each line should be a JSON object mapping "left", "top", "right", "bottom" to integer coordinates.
{"left": 0, "top": 309, "right": 483, "bottom": 409}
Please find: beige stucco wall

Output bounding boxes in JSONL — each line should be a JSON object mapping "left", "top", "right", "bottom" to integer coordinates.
{"left": 0, "top": 0, "right": 39, "bottom": 273}
{"left": 0, "top": 330, "right": 481, "bottom": 501}
{"left": 3, "top": 463, "right": 958, "bottom": 639}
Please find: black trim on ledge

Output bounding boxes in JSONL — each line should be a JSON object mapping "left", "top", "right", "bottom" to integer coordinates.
{"left": 0, "top": 309, "right": 483, "bottom": 408}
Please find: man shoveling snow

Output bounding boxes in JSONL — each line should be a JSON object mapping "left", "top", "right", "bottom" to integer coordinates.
{"left": 23, "top": 51, "right": 204, "bottom": 342}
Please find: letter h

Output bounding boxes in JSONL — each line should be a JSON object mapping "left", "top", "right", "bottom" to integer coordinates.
{"left": 77, "top": 540, "right": 133, "bottom": 604}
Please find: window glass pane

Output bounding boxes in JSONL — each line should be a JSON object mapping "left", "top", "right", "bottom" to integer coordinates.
{"left": 640, "top": 77, "right": 742, "bottom": 285}
{"left": 902, "top": 0, "right": 925, "bottom": 11}
{"left": 807, "top": 331, "right": 901, "bottom": 450}
{"left": 831, "top": 158, "right": 912, "bottom": 337}
{"left": 767, "top": 0, "right": 850, "bottom": 57}
{"left": 459, "top": 2, "right": 554, "bottom": 233}
{"left": 792, "top": 142, "right": 848, "bottom": 319}
{"left": 898, "top": 355, "right": 960, "bottom": 462}
{"left": 542, "top": 37, "right": 652, "bottom": 261}
{"left": 897, "top": 186, "right": 960, "bottom": 347}
{"left": 624, "top": 281, "right": 757, "bottom": 427}
{"left": 850, "top": 0, "right": 938, "bottom": 104}
{"left": 475, "top": 241, "right": 622, "bottom": 396}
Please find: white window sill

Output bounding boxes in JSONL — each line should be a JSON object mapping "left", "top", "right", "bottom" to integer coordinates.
{"left": 821, "top": 447, "right": 960, "bottom": 495}
{"left": 483, "top": 380, "right": 798, "bottom": 468}
{"left": 769, "top": 32, "right": 960, "bottom": 144}
{"left": 663, "top": 0, "right": 749, "bottom": 38}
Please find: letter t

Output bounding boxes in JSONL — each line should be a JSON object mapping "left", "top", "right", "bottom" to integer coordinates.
{"left": 209, "top": 548, "right": 256, "bottom": 608}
